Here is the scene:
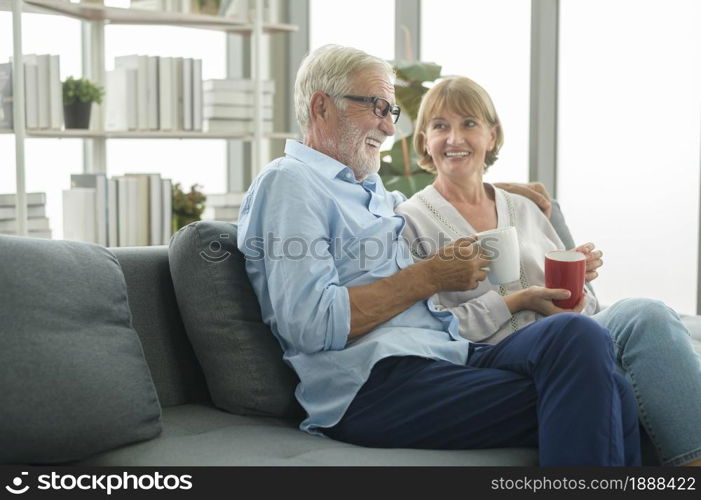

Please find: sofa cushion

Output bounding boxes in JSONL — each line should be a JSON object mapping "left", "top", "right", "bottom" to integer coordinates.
{"left": 0, "top": 235, "right": 162, "bottom": 464}
{"left": 168, "top": 221, "right": 303, "bottom": 419}
{"left": 76, "top": 404, "right": 539, "bottom": 466}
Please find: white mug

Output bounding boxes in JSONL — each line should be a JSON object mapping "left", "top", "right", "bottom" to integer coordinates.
{"left": 475, "top": 226, "right": 520, "bottom": 285}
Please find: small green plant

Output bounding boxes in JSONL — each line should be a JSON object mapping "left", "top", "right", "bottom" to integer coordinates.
{"left": 62, "top": 76, "right": 104, "bottom": 106}
{"left": 195, "top": 0, "right": 220, "bottom": 13}
{"left": 172, "top": 183, "right": 207, "bottom": 231}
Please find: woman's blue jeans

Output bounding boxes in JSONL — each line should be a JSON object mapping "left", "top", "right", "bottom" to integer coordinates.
{"left": 593, "top": 298, "right": 701, "bottom": 465}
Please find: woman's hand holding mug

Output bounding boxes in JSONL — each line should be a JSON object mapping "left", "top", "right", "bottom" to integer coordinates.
{"left": 572, "top": 242, "right": 604, "bottom": 282}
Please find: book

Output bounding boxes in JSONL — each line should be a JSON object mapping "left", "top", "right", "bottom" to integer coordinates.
{"left": 0, "top": 192, "right": 47, "bottom": 207}
{"left": 206, "top": 192, "right": 246, "bottom": 207}
{"left": 115, "top": 55, "right": 149, "bottom": 130}
{"left": 203, "top": 90, "right": 273, "bottom": 107}
{"left": 116, "top": 176, "right": 139, "bottom": 247}
{"left": 203, "top": 191, "right": 244, "bottom": 222}
{"left": 203, "top": 79, "right": 275, "bottom": 93}
{"left": 192, "top": 59, "right": 203, "bottom": 131}
{"left": 105, "top": 67, "right": 138, "bottom": 131}
{"left": 219, "top": 0, "right": 249, "bottom": 20}
{"left": 124, "top": 174, "right": 150, "bottom": 246}
{"left": 147, "top": 55, "right": 159, "bottom": 130}
{"left": 48, "top": 55, "right": 62, "bottom": 130}
{"left": 0, "top": 62, "right": 13, "bottom": 129}
{"left": 107, "top": 177, "right": 119, "bottom": 247}
{"left": 158, "top": 56, "right": 174, "bottom": 131}
{"left": 62, "top": 188, "right": 96, "bottom": 243}
{"left": 161, "top": 178, "right": 173, "bottom": 244}
{"left": 32, "top": 54, "right": 50, "bottom": 129}
{"left": 23, "top": 58, "right": 39, "bottom": 129}
{"left": 71, "top": 173, "right": 108, "bottom": 246}
{"left": 129, "top": 0, "right": 166, "bottom": 10}
{"left": 213, "top": 206, "right": 240, "bottom": 221}
{"left": 0, "top": 216, "right": 50, "bottom": 232}
{"left": 182, "top": 57, "right": 193, "bottom": 131}
{"left": 203, "top": 104, "right": 273, "bottom": 120}
{"left": 125, "top": 172, "right": 163, "bottom": 246}
{"left": 0, "top": 204, "right": 46, "bottom": 220}
{"left": 173, "top": 57, "right": 183, "bottom": 130}
{"left": 204, "top": 118, "right": 273, "bottom": 134}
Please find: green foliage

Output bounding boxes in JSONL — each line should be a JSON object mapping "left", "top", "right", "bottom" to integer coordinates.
{"left": 62, "top": 76, "right": 104, "bottom": 106}
{"left": 380, "top": 60, "right": 442, "bottom": 197}
{"left": 393, "top": 60, "right": 442, "bottom": 120}
{"left": 172, "top": 183, "right": 207, "bottom": 231}
{"left": 196, "top": 0, "right": 220, "bottom": 10}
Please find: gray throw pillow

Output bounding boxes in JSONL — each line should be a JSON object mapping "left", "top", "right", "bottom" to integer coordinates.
{"left": 168, "top": 221, "right": 303, "bottom": 419}
{"left": 0, "top": 235, "right": 162, "bottom": 464}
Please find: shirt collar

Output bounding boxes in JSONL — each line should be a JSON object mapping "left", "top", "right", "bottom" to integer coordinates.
{"left": 284, "top": 139, "right": 381, "bottom": 190}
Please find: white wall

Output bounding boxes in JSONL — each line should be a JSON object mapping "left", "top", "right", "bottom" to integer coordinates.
{"left": 558, "top": 0, "right": 701, "bottom": 314}
{"left": 422, "top": 0, "right": 531, "bottom": 185}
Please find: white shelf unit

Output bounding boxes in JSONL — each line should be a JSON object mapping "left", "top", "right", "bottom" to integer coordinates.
{"left": 4, "top": 0, "right": 298, "bottom": 237}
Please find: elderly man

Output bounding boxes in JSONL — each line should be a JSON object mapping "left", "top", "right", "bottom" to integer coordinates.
{"left": 236, "top": 44, "right": 640, "bottom": 466}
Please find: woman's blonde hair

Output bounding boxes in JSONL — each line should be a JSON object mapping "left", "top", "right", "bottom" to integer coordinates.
{"left": 414, "top": 76, "right": 504, "bottom": 174}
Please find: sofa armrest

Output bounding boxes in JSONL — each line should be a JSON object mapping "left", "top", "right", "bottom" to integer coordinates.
{"left": 111, "top": 245, "right": 211, "bottom": 407}
{"left": 681, "top": 314, "right": 701, "bottom": 343}
{"left": 549, "top": 200, "right": 576, "bottom": 251}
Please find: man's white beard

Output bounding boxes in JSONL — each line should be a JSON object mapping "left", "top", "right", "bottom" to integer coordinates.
{"left": 323, "top": 119, "right": 382, "bottom": 181}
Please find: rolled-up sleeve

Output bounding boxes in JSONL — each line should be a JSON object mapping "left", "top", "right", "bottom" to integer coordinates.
{"left": 431, "top": 290, "right": 512, "bottom": 342}
{"left": 238, "top": 168, "right": 350, "bottom": 354}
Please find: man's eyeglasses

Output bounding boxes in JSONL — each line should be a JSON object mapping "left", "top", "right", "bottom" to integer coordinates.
{"left": 331, "top": 94, "right": 401, "bottom": 124}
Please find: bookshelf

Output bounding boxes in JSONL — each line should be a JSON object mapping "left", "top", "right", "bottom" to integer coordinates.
{"left": 0, "top": 128, "right": 297, "bottom": 140}
{"left": 3, "top": 0, "right": 298, "bottom": 237}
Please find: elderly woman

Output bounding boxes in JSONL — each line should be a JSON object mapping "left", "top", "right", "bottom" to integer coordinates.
{"left": 396, "top": 76, "right": 701, "bottom": 467}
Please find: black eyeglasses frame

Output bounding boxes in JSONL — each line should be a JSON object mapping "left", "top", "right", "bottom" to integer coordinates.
{"left": 329, "top": 94, "right": 401, "bottom": 124}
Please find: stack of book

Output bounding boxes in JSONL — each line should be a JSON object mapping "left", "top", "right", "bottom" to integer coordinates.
{"left": 106, "top": 55, "right": 202, "bottom": 132}
{"left": 131, "top": 0, "right": 277, "bottom": 21}
{"left": 219, "top": 0, "right": 279, "bottom": 22}
{"left": 63, "top": 173, "right": 173, "bottom": 247}
{"left": 202, "top": 191, "right": 245, "bottom": 222}
{"left": 203, "top": 79, "right": 274, "bottom": 134}
{"left": 3, "top": 55, "right": 63, "bottom": 130}
{"left": 0, "top": 192, "right": 52, "bottom": 238}
{"left": 130, "top": 0, "right": 195, "bottom": 13}
{"left": 0, "top": 62, "right": 12, "bottom": 129}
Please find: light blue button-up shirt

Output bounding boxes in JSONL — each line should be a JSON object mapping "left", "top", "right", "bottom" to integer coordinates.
{"left": 237, "top": 140, "right": 471, "bottom": 434}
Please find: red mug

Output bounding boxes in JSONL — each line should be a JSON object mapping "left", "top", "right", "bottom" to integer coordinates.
{"left": 544, "top": 250, "right": 586, "bottom": 309}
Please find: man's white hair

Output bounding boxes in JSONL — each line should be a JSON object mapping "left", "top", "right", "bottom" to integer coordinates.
{"left": 294, "top": 44, "right": 395, "bottom": 135}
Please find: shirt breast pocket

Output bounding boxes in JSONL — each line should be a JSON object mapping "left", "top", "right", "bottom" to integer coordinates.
{"left": 331, "top": 219, "right": 399, "bottom": 282}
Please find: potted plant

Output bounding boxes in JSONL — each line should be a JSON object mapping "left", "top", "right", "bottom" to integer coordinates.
{"left": 379, "top": 60, "right": 443, "bottom": 197}
{"left": 172, "top": 183, "right": 207, "bottom": 232}
{"left": 62, "top": 76, "right": 104, "bottom": 129}
{"left": 191, "top": 0, "right": 220, "bottom": 15}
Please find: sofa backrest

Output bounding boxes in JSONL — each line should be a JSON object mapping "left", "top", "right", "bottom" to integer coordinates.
{"left": 112, "top": 245, "right": 211, "bottom": 407}
{"left": 111, "top": 200, "right": 586, "bottom": 410}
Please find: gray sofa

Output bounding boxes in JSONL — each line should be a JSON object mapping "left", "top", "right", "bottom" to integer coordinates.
{"left": 82, "top": 219, "right": 701, "bottom": 466}
{"left": 2, "top": 203, "right": 700, "bottom": 466}
{"left": 73, "top": 244, "right": 541, "bottom": 466}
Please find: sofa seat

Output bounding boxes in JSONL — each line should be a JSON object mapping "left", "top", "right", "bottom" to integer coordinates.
{"left": 76, "top": 404, "right": 539, "bottom": 466}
